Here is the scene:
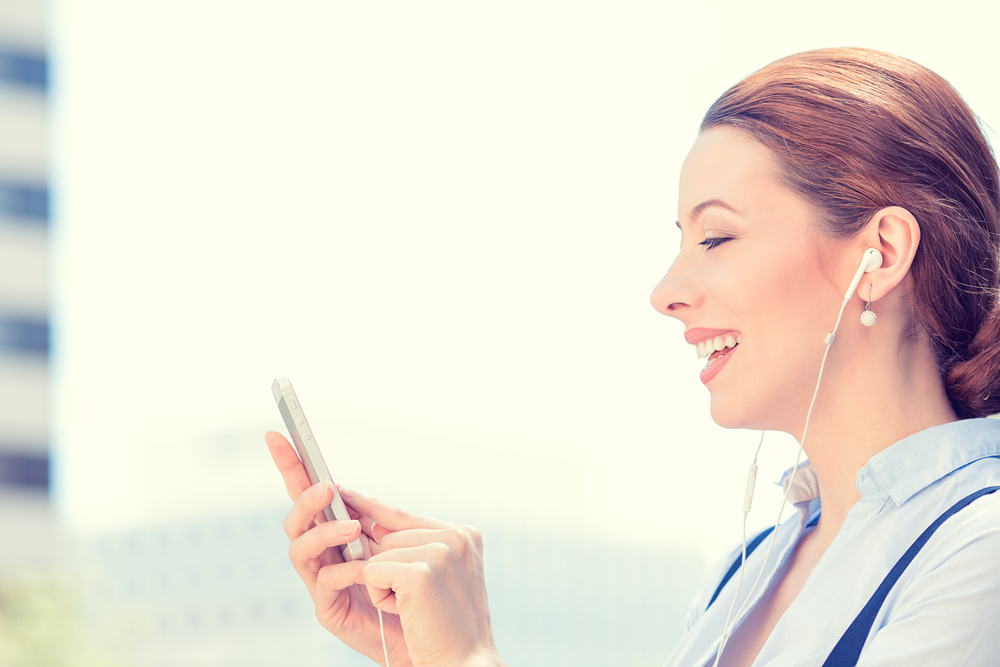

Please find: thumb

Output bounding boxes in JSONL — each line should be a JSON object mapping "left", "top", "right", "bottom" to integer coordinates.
{"left": 362, "top": 560, "right": 405, "bottom": 615}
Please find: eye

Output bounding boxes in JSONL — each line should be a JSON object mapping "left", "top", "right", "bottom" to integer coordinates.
{"left": 698, "top": 236, "right": 733, "bottom": 250}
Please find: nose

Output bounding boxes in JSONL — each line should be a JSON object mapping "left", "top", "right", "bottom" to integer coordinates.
{"left": 650, "top": 251, "right": 703, "bottom": 320}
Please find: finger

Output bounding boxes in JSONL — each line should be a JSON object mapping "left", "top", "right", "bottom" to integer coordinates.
{"left": 360, "top": 531, "right": 383, "bottom": 558}
{"left": 334, "top": 486, "right": 400, "bottom": 544}
{"left": 339, "top": 487, "right": 449, "bottom": 533}
{"left": 353, "top": 513, "right": 394, "bottom": 547}
{"left": 289, "top": 519, "right": 361, "bottom": 566}
{"left": 365, "top": 542, "right": 449, "bottom": 567}
{"left": 315, "top": 560, "right": 368, "bottom": 612}
{"left": 283, "top": 480, "right": 336, "bottom": 541}
{"left": 265, "top": 431, "right": 313, "bottom": 501}
{"left": 362, "top": 558, "right": 445, "bottom": 615}
{"left": 328, "top": 504, "right": 387, "bottom": 557}
{"left": 378, "top": 527, "right": 464, "bottom": 552}
{"left": 361, "top": 561, "right": 406, "bottom": 615}
{"left": 370, "top": 522, "right": 393, "bottom": 546}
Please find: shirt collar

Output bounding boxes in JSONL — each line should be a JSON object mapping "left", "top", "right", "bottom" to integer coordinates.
{"left": 775, "top": 419, "right": 1000, "bottom": 513}
{"left": 776, "top": 459, "right": 822, "bottom": 523}
{"left": 856, "top": 418, "right": 1000, "bottom": 506}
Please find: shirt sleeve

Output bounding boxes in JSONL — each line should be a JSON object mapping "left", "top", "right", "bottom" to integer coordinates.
{"left": 856, "top": 496, "right": 1000, "bottom": 666}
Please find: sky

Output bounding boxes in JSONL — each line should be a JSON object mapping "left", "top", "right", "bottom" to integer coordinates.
{"left": 50, "top": 0, "right": 1000, "bottom": 560}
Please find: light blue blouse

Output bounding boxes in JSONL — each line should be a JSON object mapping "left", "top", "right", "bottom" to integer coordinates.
{"left": 665, "top": 418, "right": 1000, "bottom": 667}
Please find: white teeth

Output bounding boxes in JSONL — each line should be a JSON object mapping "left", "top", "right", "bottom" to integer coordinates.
{"left": 695, "top": 333, "right": 742, "bottom": 362}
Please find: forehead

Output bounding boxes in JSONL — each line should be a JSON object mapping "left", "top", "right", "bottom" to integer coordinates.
{"left": 678, "top": 126, "right": 789, "bottom": 222}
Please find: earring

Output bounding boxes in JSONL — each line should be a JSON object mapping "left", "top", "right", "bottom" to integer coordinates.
{"left": 861, "top": 285, "right": 877, "bottom": 327}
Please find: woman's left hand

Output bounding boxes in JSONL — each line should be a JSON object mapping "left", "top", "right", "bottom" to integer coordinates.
{"left": 337, "top": 487, "right": 506, "bottom": 667}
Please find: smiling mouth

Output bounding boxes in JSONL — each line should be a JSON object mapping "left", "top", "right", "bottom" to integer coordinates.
{"left": 696, "top": 334, "right": 742, "bottom": 364}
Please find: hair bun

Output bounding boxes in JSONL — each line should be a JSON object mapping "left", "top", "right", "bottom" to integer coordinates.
{"left": 946, "top": 302, "right": 1000, "bottom": 419}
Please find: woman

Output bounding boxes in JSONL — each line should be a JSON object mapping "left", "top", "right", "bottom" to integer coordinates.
{"left": 265, "top": 48, "right": 1000, "bottom": 666}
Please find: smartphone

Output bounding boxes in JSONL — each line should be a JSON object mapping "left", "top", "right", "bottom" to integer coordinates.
{"left": 272, "top": 376, "right": 366, "bottom": 561}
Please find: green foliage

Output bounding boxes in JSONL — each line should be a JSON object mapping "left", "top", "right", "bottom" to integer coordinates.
{"left": 0, "top": 575, "right": 121, "bottom": 667}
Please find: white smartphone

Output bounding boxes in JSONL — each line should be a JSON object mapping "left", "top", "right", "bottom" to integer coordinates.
{"left": 272, "top": 376, "right": 366, "bottom": 561}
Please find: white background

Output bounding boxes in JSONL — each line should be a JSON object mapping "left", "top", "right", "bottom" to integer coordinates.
{"left": 51, "top": 1, "right": 1000, "bottom": 561}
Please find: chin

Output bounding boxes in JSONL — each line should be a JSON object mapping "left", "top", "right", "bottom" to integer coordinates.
{"left": 708, "top": 388, "right": 805, "bottom": 438}
{"left": 708, "top": 397, "right": 748, "bottom": 430}
{"left": 707, "top": 392, "right": 769, "bottom": 431}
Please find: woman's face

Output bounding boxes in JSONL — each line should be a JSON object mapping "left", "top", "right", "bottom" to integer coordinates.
{"left": 651, "top": 126, "right": 851, "bottom": 433}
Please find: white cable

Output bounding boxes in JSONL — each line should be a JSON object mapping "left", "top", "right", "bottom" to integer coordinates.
{"left": 378, "top": 608, "right": 391, "bottom": 667}
{"left": 712, "top": 292, "right": 853, "bottom": 666}
{"left": 711, "top": 432, "right": 764, "bottom": 665}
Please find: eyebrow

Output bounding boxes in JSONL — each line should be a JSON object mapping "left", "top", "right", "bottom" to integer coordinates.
{"left": 675, "top": 199, "right": 742, "bottom": 229}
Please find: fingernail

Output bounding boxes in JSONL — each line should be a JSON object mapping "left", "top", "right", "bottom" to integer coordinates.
{"left": 314, "top": 480, "right": 332, "bottom": 497}
{"left": 338, "top": 486, "right": 355, "bottom": 498}
{"left": 370, "top": 522, "right": 381, "bottom": 545}
{"left": 336, "top": 520, "right": 359, "bottom": 536}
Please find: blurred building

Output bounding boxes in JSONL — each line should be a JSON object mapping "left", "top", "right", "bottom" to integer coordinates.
{"left": 0, "top": 0, "right": 52, "bottom": 569}
{"left": 82, "top": 499, "right": 703, "bottom": 667}
{"left": 69, "top": 424, "right": 703, "bottom": 666}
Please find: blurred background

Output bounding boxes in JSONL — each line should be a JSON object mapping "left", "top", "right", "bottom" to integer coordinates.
{"left": 0, "top": 1, "right": 998, "bottom": 665}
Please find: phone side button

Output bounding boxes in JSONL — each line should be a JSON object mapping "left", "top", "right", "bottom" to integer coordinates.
{"left": 303, "top": 432, "right": 312, "bottom": 440}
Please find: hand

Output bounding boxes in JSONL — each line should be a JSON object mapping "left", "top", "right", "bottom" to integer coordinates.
{"left": 265, "top": 431, "right": 410, "bottom": 666}
{"left": 340, "top": 486, "right": 506, "bottom": 667}
{"left": 266, "top": 431, "right": 505, "bottom": 667}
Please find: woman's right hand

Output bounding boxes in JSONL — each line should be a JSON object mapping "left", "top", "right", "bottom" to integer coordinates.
{"left": 266, "top": 431, "right": 410, "bottom": 667}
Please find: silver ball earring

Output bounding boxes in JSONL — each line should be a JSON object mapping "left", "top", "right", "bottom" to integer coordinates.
{"left": 861, "top": 285, "right": 877, "bottom": 327}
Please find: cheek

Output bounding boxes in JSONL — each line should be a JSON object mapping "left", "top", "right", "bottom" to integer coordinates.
{"left": 737, "top": 255, "right": 836, "bottom": 379}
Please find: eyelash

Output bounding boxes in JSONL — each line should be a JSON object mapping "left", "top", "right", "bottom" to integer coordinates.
{"left": 698, "top": 237, "right": 733, "bottom": 250}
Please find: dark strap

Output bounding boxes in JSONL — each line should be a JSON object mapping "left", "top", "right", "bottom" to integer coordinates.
{"left": 706, "top": 514, "right": 821, "bottom": 611}
{"left": 823, "top": 486, "right": 1000, "bottom": 667}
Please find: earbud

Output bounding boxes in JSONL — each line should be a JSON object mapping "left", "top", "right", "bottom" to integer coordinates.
{"left": 842, "top": 248, "right": 883, "bottom": 301}
{"left": 823, "top": 248, "right": 883, "bottom": 346}
{"left": 860, "top": 248, "right": 883, "bottom": 273}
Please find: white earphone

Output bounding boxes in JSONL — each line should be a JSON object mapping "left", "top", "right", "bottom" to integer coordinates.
{"left": 844, "top": 248, "right": 883, "bottom": 301}
{"left": 823, "top": 248, "right": 882, "bottom": 346}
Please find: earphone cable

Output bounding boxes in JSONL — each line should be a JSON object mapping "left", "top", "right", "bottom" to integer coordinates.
{"left": 712, "top": 289, "right": 852, "bottom": 666}
{"left": 712, "top": 431, "right": 765, "bottom": 665}
{"left": 378, "top": 608, "right": 391, "bottom": 667}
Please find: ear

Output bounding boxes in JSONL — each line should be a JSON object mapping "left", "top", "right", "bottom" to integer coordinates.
{"left": 856, "top": 206, "right": 920, "bottom": 302}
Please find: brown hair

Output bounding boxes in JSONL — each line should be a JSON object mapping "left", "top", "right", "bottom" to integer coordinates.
{"left": 702, "top": 48, "right": 1000, "bottom": 419}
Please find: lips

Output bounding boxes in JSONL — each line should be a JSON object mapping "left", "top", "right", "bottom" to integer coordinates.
{"left": 699, "top": 340, "right": 738, "bottom": 384}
